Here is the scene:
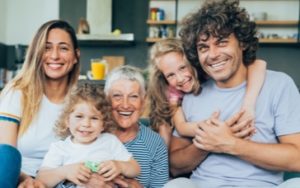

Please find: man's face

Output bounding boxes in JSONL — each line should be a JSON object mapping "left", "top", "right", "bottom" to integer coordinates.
{"left": 196, "top": 33, "right": 246, "bottom": 88}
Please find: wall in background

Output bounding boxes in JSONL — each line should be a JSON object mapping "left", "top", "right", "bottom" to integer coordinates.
{"left": 0, "top": 1, "right": 7, "bottom": 43}
{"left": 0, "top": 0, "right": 299, "bottom": 89}
{"left": 60, "top": 0, "right": 149, "bottom": 75}
{"left": 0, "top": 0, "right": 59, "bottom": 45}
{"left": 258, "top": 46, "right": 300, "bottom": 88}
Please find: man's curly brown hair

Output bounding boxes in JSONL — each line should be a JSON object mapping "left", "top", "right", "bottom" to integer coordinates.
{"left": 180, "top": 0, "right": 258, "bottom": 74}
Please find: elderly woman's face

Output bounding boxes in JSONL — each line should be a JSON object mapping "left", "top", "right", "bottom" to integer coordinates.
{"left": 109, "top": 79, "right": 144, "bottom": 129}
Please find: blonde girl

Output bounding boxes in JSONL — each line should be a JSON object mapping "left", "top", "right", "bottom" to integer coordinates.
{"left": 148, "top": 38, "right": 266, "bottom": 146}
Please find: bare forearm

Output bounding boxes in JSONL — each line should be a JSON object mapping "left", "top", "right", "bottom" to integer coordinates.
{"left": 231, "top": 137, "right": 300, "bottom": 171}
{"left": 169, "top": 137, "right": 208, "bottom": 176}
{"left": 244, "top": 59, "right": 266, "bottom": 108}
{"left": 36, "top": 167, "right": 66, "bottom": 187}
{"left": 175, "top": 122, "right": 197, "bottom": 137}
{"left": 173, "top": 107, "right": 197, "bottom": 137}
{"left": 119, "top": 159, "right": 140, "bottom": 178}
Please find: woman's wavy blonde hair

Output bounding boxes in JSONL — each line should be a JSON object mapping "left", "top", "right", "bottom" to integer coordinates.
{"left": 147, "top": 38, "right": 200, "bottom": 131}
{"left": 1, "top": 20, "right": 80, "bottom": 136}
{"left": 54, "top": 82, "right": 116, "bottom": 139}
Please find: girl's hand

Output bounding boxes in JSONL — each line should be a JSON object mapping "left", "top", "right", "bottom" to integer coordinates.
{"left": 98, "top": 160, "right": 121, "bottom": 181}
{"left": 226, "top": 110, "right": 256, "bottom": 139}
{"left": 18, "top": 177, "right": 46, "bottom": 188}
{"left": 65, "top": 163, "right": 92, "bottom": 186}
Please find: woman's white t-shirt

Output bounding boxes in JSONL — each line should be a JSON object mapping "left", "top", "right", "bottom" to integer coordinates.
{"left": 0, "top": 89, "right": 64, "bottom": 176}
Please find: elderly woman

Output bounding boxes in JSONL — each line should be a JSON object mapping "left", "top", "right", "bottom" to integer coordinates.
{"left": 103, "top": 65, "right": 169, "bottom": 188}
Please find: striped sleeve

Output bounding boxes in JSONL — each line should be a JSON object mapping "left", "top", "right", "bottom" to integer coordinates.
{"left": 125, "top": 125, "right": 169, "bottom": 188}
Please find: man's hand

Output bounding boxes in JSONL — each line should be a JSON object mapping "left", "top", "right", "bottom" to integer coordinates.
{"left": 193, "top": 111, "right": 254, "bottom": 153}
{"left": 194, "top": 116, "right": 237, "bottom": 153}
{"left": 18, "top": 176, "right": 46, "bottom": 188}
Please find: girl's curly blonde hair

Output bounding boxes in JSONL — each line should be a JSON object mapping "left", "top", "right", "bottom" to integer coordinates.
{"left": 54, "top": 82, "right": 116, "bottom": 139}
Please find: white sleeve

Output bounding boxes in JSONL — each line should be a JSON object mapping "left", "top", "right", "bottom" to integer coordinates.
{"left": 0, "top": 89, "right": 22, "bottom": 123}
{"left": 40, "top": 141, "right": 65, "bottom": 168}
{"left": 110, "top": 136, "right": 132, "bottom": 161}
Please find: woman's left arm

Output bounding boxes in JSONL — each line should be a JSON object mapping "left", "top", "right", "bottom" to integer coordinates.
{"left": 149, "top": 137, "right": 169, "bottom": 187}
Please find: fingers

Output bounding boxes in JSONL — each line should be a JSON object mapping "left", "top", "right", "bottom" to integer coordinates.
{"left": 98, "top": 161, "right": 120, "bottom": 181}
{"left": 234, "top": 125, "right": 256, "bottom": 139}
{"left": 225, "top": 110, "right": 245, "bottom": 127}
{"left": 113, "top": 176, "right": 129, "bottom": 187}
{"left": 231, "top": 118, "right": 252, "bottom": 133}
{"left": 210, "top": 110, "right": 220, "bottom": 119}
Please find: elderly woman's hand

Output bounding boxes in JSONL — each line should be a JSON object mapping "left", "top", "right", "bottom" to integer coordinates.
{"left": 18, "top": 176, "right": 46, "bottom": 188}
{"left": 84, "top": 173, "right": 114, "bottom": 188}
{"left": 114, "top": 176, "right": 143, "bottom": 188}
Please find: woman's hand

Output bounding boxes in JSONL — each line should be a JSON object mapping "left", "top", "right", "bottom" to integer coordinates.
{"left": 114, "top": 176, "right": 143, "bottom": 188}
{"left": 84, "top": 173, "right": 114, "bottom": 188}
{"left": 18, "top": 176, "right": 46, "bottom": 188}
{"left": 227, "top": 110, "right": 256, "bottom": 139}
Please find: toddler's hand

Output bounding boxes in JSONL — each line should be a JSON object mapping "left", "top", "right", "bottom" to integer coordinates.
{"left": 65, "top": 162, "right": 92, "bottom": 186}
{"left": 98, "top": 160, "right": 121, "bottom": 181}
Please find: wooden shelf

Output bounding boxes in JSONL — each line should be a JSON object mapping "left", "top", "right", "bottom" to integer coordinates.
{"left": 255, "top": 20, "right": 298, "bottom": 26}
{"left": 146, "top": 37, "right": 177, "bottom": 43}
{"left": 146, "top": 20, "right": 176, "bottom": 25}
{"left": 259, "top": 38, "right": 298, "bottom": 43}
{"left": 146, "top": 37, "right": 163, "bottom": 43}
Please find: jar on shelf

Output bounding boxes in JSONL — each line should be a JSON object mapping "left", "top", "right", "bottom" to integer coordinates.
{"left": 156, "top": 8, "right": 165, "bottom": 21}
{"left": 150, "top": 8, "right": 158, "bottom": 21}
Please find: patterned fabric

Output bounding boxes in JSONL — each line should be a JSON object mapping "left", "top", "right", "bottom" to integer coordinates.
{"left": 124, "top": 124, "right": 169, "bottom": 188}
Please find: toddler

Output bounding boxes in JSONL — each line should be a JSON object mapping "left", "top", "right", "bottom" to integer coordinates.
{"left": 37, "top": 83, "right": 140, "bottom": 187}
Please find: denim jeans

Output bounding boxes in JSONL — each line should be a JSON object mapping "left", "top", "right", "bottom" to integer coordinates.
{"left": 0, "top": 144, "right": 21, "bottom": 188}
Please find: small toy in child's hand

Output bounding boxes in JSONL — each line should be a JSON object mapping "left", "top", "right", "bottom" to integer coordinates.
{"left": 85, "top": 161, "right": 100, "bottom": 172}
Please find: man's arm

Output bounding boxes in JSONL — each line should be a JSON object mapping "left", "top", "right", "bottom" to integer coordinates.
{"left": 169, "top": 135, "right": 209, "bottom": 177}
{"left": 233, "top": 133, "right": 300, "bottom": 171}
{"left": 194, "top": 118, "right": 300, "bottom": 171}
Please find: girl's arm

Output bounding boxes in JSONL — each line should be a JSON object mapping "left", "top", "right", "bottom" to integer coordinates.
{"left": 173, "top": 107, "right": 198, "bottom": 137}
{"left": 98, "top": 158, "right": 140, "bottom": 181}
{"left": 241, "top": 59, "right": 267, "bottom": 121}
{"left": 36, "top": 163, "right": 91, "bottom": 187}
{"left": 158, "top": 123, "right": 173, "bottom": 148}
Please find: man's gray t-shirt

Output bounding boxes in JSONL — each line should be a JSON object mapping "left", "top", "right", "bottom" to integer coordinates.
{"left": 181, "top": 70, "right": 300, "bottom": 187}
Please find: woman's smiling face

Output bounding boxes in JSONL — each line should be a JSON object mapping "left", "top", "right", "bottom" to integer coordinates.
{"left": 109, "top": 79, "right": 144, "bottom": 129}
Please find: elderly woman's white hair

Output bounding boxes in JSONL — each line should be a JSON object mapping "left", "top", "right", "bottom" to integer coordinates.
{"left": 104, "top": 65, "right": 146, "bottom": 97}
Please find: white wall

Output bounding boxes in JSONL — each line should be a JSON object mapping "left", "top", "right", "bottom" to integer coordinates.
{"left": 177, "top": 0, "right": 299, "bottom": 38}
{"left": 1, "top": 0, "right": 59, "bottom": 45}
{"left": 87, "top": 0, "right": 112, "bottom": 35}
{"left": 0, "top": 0, "right": 7, "bottom": 43}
